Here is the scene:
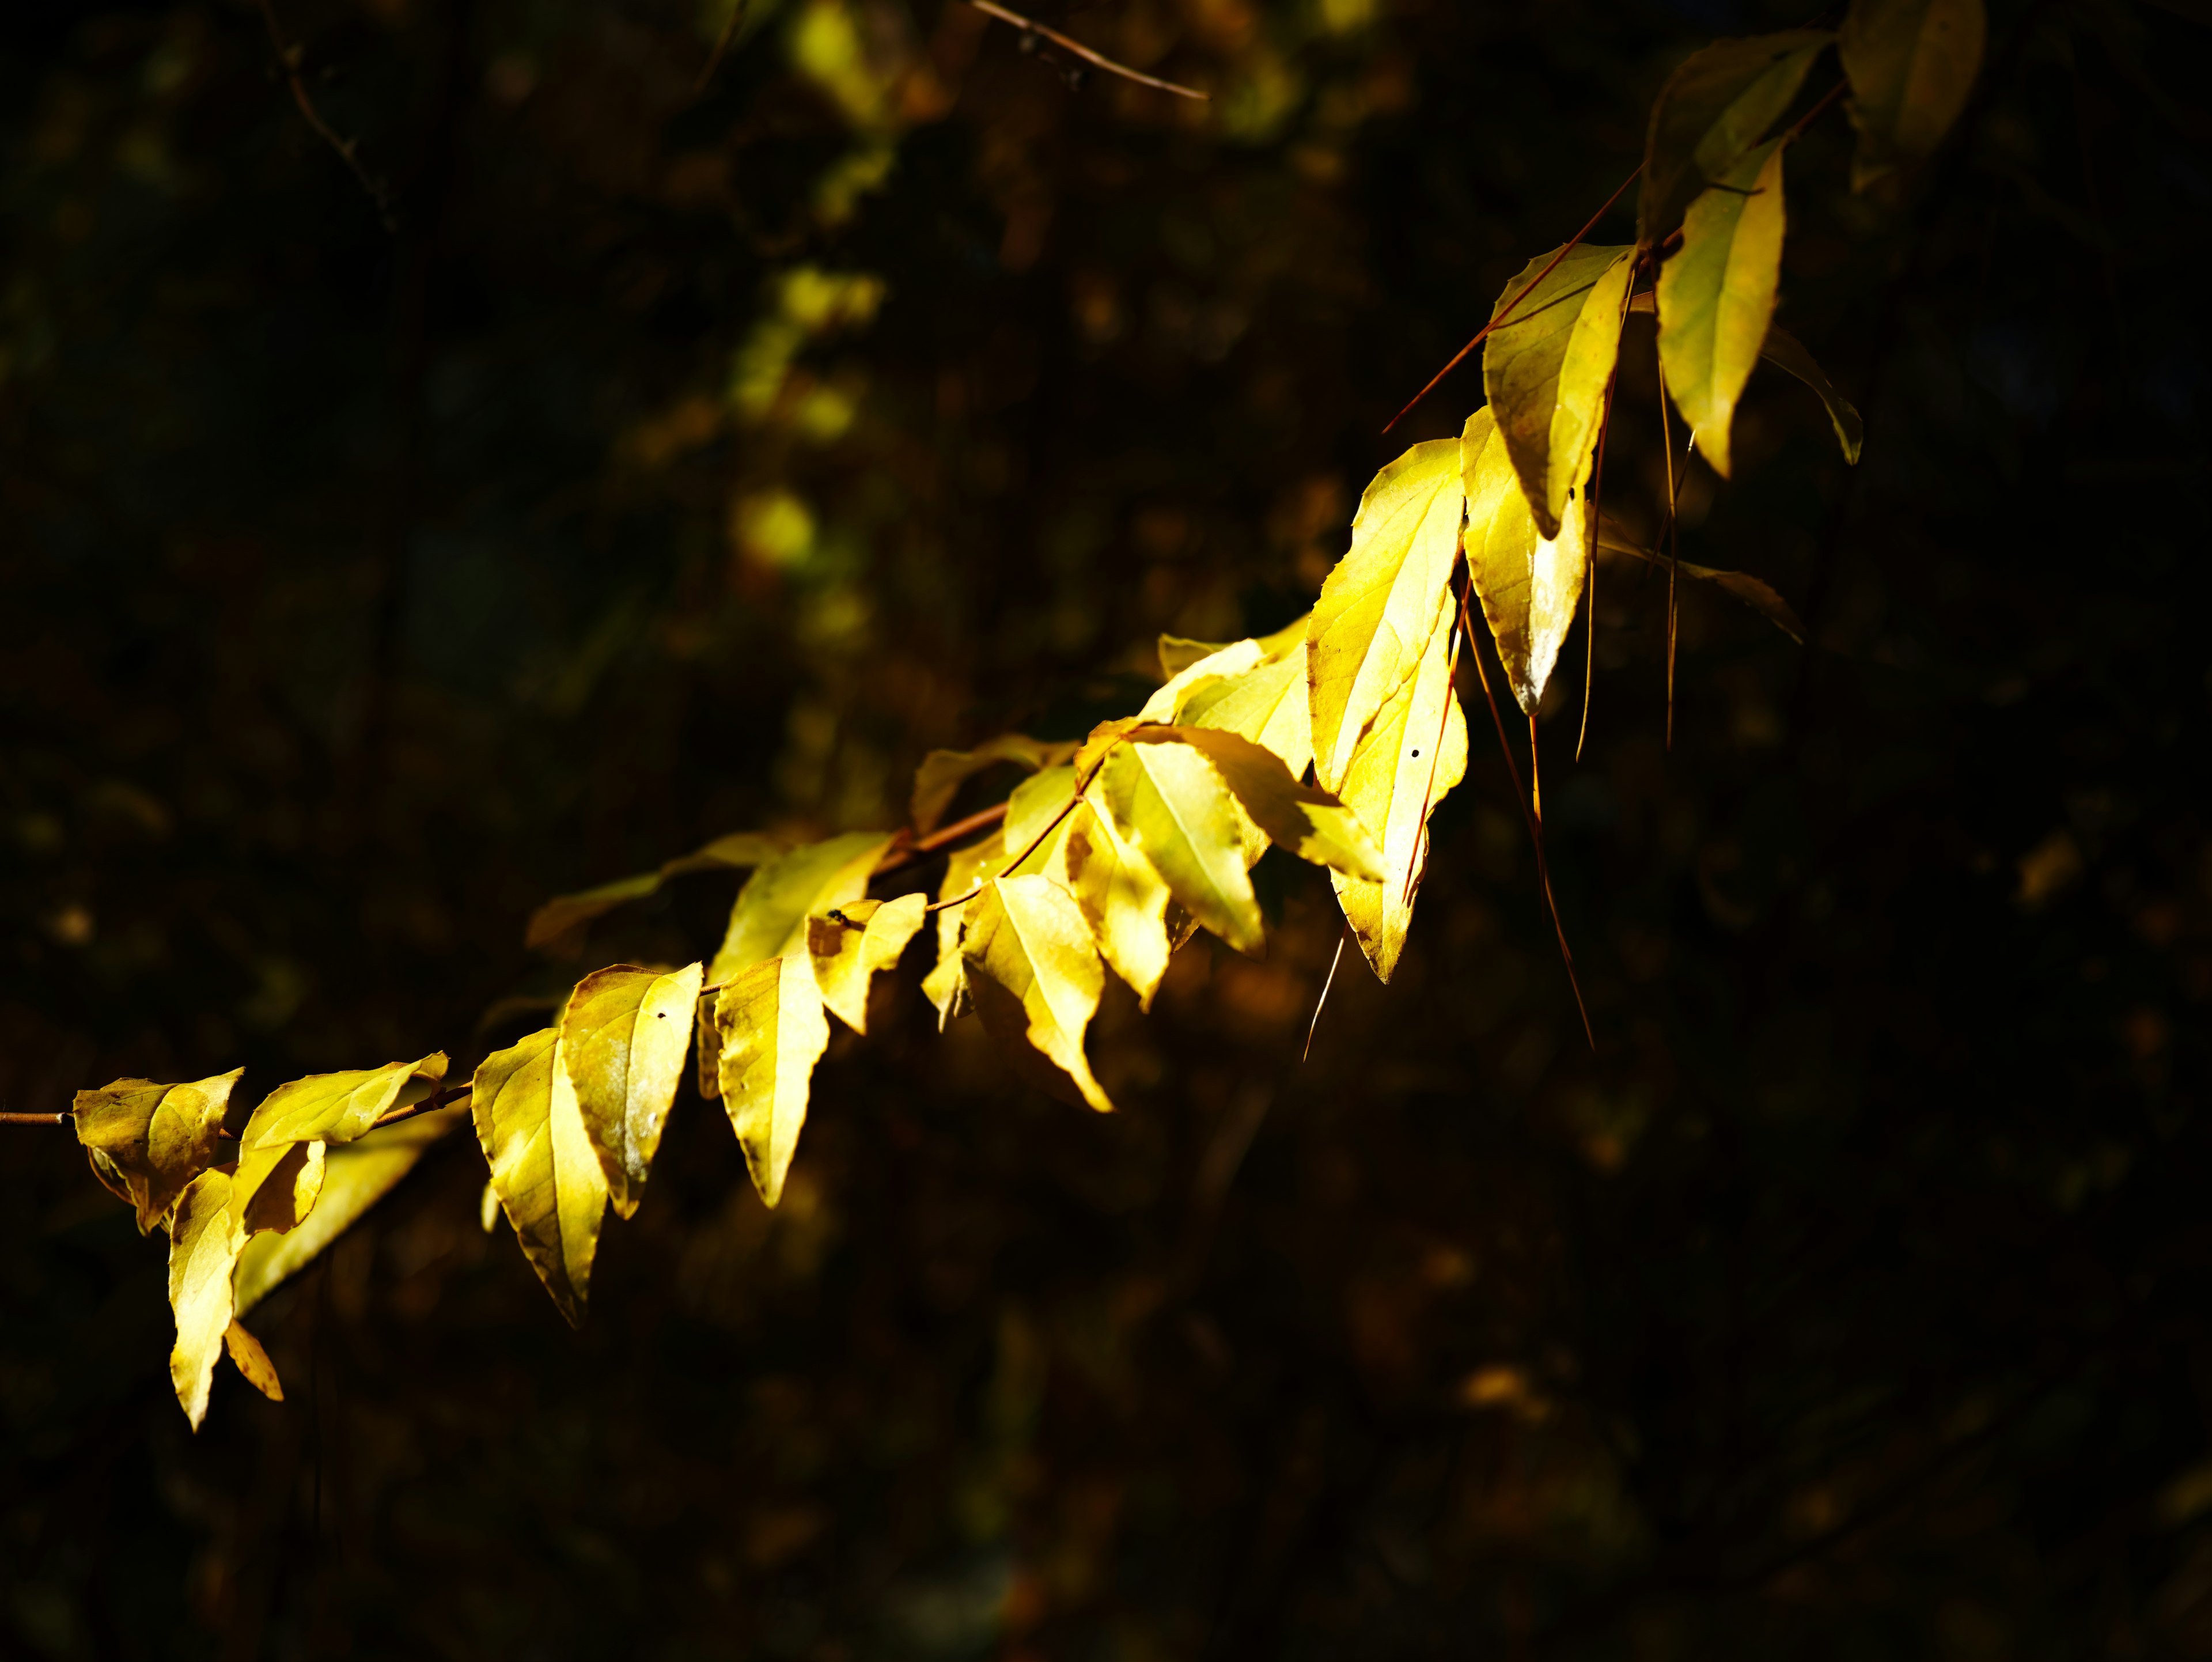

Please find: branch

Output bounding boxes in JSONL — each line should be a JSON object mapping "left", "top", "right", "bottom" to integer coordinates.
{"left": 693, "top": 0, "right": 748, "bottom": 98}
{"left": 869, "top": 800, "right": 1012, "bottom": 879}
{"left": 964, "top": 0, "right": 1209, "bottom": 101}
{"left": 0, "top": 1111, "right": 69, "bottom": 1126}
{"left": 257, "top": 0, "right": 395, "bottom": 229}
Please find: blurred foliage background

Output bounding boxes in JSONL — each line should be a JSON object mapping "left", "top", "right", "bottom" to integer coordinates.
{"left": 2, "top": 0, "right": 2210, "bottom": 1653}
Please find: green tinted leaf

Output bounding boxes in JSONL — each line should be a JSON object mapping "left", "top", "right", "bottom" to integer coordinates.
{"left": 1142, "top": 726, "right": 1384, "bottom": 881}
{"left": 1482, "top": 243, "right": 1637, "bottom": 538}
{"left": 1841, "top": 0, "right": 1986, "bottom": 191}
{"left": 808, "top": 892, "right": 927, "bottom": 1032}
{"left": 1639, "top": 30, "right": 1832, "bottom": 241}
{"left": 1308, "top": 441, "right": 1465, "bottom": 791}
{"left": 922, "top": 836, "right": 1010, "bottom": 1024}
{"left": 1463, "top": 407, "right": 1590, "bottom": 715}
{"left": 1094, "top": 737, "right": 1262, "bottom": 955}
{"left": 715, "top": 953, "right": 832, "bottom": 1207}
{"left": 1657, "top": 139, "right": 1787, "bottom": 479}
{"left": 560, "top": 961, "right": 704, "bottom": 1218}
{"left": 709, "top": 831, "right": 893, "bottom": 983}
{"left": 74, "top": 1068, "right": 242, "bottom": 1232}
{"left": 910, "top": 735, "right": 1077, "bottom": 835}
{"left": 1758, "top": 324, "right": 1865, "bottom": 464}
{"left": 472, "top": 1027, "right": 607, "bottom": 1327}
{"left": 961, "top": 874, "right": 1113, "bottom": 1114}
{"left": 1062, "top": 801, "right": 1173, "bottom": 1009}
{"left": 238, "top": 1053, "right": 449, "bottom": 1150}
{"left": 1003, "top": 765, "right": 1081, "bottom": 875}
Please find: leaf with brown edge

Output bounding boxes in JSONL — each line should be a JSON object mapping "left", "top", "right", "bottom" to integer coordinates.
{"left": 1482, "top": 241, "right": 1637, "bottom": 539}
{"left": 1657, "top": 139, "right": 1788, "bottom": 479}
{"left": 715, "top": 954, "right": 832, "bottom": 1208}
{"left": 527, "top": 832, "right": 785, "bottom": 949}
{"left": 223, "top": 1319, "right": 283, "bottom": 1402}
{"left": 1329, "top": 601, "right": 1468, "bottom": 983}
{"left": 910, "top": 735, "right": 1076, "bottom": 835}
{"left": 1138, "top": 726, "right": 1384, "bottom": 882}
{"left": 961, "top": 874, "right": 1113, "bottom": 1114}
{"left": 1093, "top": 736, "right": 1262, "bottom": 955}
{"left": 1638, "top": 29, "right": 1833, "bottom": 243}
{"left": 1840, "top": 0, "right": 1985, "bottom": 193}
{"left": 472, "top": 1027, "right": 607, "bottom": 1327}
{"left": 708, "top": 832, "right": 893, "bottom": 984}
{"left": 560, "top": 961, "right": 704, "bottom": 1218}
{"left": 1463, "top": 406, "right": 1590, "bottom": 715}
{"left": 1308, "top": 440, "right": 1464, "bottom": 792}
{"left": 1596, "top": 519, "right": 1806, "bottom": 641}
{"left": 74, "top": 1068, "right": 242, "bottom": 1233}
{"left": 1062, "top": 801, "right": 1173, "bottom": 1010}
{"left": 808, "top": 893, "right": 927, "bottom": 1032}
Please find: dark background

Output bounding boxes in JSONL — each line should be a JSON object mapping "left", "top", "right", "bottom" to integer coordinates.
{"left": 3, "top": 0, "right": 2210, "bottom": 1654}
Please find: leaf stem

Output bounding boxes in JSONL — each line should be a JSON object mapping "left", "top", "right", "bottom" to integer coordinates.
{"left": 256, "top": 0, "right": 394, "bottom": 229}
{"left": 872, "top": 800, "right": 1013, "bottom": 879}
{"left": 964, "top": 0, "right": 1209, "bottom": 100}
{"left": 693, "top": 0, "right": 748, "bottom": 97}
{"left": 0, "top": 1111, "right": 70, "bottom": 1126}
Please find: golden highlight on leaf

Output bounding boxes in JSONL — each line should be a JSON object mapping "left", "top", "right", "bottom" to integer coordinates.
{"left": 961, "top": 875, "right": 1113, "bottom": 1114}
{"left": 1308, "top": 441, "right": 1465, "bottom": 792}
{"left": 1482, "top": 243, "right": 1637, "bottom": 538}
{"left": 1638, "top": 29, "right": 1832, "bottom": 242}
{"left": 1063, "top": 801, "right": 1173, "bottom": 1009}
{"left": 222, "top": 1319, "right": 283, "bottom": 1402}
{"left": 561, "top": 960, "right": 705, "bottom": 1218}
{"left": 1094, "top": 737, "right": 1262, "bottom": 955}
{"left": 710, "top": 831, "right": 893, "bottom": 983}
{"left": 1657, "top": 139, "right": 1787, "bottom": 479}
{"left": 74, "top": 1068, "right": 243, "bottom": 1233}
{"left": 1840, "top": 0, "right": 1986, "bottom": 192}
{"left": 240, "top": 1053, "right": 449, "bottom": 1150}
{"left": 472, "top": 1028, "right": 608, "bottom": 1327}
{"left": 1138, "top": 726, "right": 1384, "bottom": 882}
{"left": 923, "top": 835, "right": 1010, "bottom": 1024}
{"left": 809, "top": 892, "right": 927, "bottom": 1032}
{"left": 715, "top": 953, "right": 832, "bottom": 1208}
{"left": 1156, "top": 614, "right": 1308, "bottom": 680}
{"left": 910, "top": 735, "right": 1077, "bottom": 834}
{"left": 1144, "top": 626, "right": 1313, "bottom": 784}
{"left": 1463, "top": 407, "right": 1590, "bottom": 715}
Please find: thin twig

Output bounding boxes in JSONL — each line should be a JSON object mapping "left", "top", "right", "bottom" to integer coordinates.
{"left": 693, "top": 0, "right": 748, "bottom": 97}
{"left": 0, "top": 1111, "right": 69, "bottom": 1126}
{"left": 923, "top": 733, "right": 1130, "bottom": 915}
{"left": 372, "top": 1083, "right": 472, "bottom": 1131}
{"left": 871, "top": 800, "right": 1013, "bottom": 879}
{"left": 965, "top": 0, "right": 1208, "bottom": 100}
{"left": 1782, "top": 79, "right": 1848, "bottom": 146}
{"left": 1303, "top": 930, "right": 1350, "bottom": 1062}
{"left": 256, "top": 0, "right": 394, "bottom": 229}
{"left": 1384, "top": 162, "right": 1642, "bottom": 435}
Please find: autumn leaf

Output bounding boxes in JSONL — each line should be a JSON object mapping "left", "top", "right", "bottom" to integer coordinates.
{"left": 1157, "top": 614, "right": 1308, "bottom": 679}
{"left": 911, "top": 735, "right": 1076, "bottom": 835}
{"left": 1638, "top": 29, "right": 1833, "bottom": 243}
{"left": 1463, "top": 406, "right": 1589, "bottom": 715}
{"left": 1308, "top": 441, "right": 1465, "bottom": 792}
{"left": 922, "top": 835, "right": 1010, "bottom": 1024}
{"left": 1062, "top": 801, "right": 1173, "bottom": 1009}
{"left": 1003, "top": 764, "right": 1083, "bottom": 877}
{"left": 238, "top": 1053, "right": 450, "bottom": 1150}
{"left": 961, "top": 874, "right": 1113, "bottom": 1113}
{"left": 167, "top": 1169, "right": 247, "bottom": 1428}
{"left": 1657, "top": 139, "right": 1788, "bottom": 478}
{"left": 808, "top": 893, "right": 927, "bottom": 1032}
{"left": 1840, "top": 0, "right": 1986, "bottom": 193}
{"left": 1482, "top": 242, "right": 1637, "bottom": 539}
{"left": 74, "top": 1067, "right": 242, "bottom": 1232}
{"left": 1135, "top": 726, "right": 1383, "bottom": 882}
{"left": 1093, "top": 735, "right": 1262, "bottom": 955}
{"left": 1329, "top": 601, "right": 1468, "bottom": 982}
{"left": 560, "top": 960, "right": 705, "bottom": 1218}
{"left": 527, "top": 831, "right": 786, "bottom": 949}
{"left": 1595, "top": 518, "right": 1807, "bottom": 641}
{"left": 1143, "top": 624, "right": 1312, "bottom": 782}
{"left": 472, "top": 1027, "right": 607, "bottom": 1327}
{"left": 715, "top": 953, "right": 832, "bottom": 1207}
{"left": 222, "top": 1320, "right": 283, "bottom": 1402}
{"left": 1759, "top": 323, "right": 1864, "bottom": 464}
{"left": 709, "top": 831, "right": 893, "bottom": 983}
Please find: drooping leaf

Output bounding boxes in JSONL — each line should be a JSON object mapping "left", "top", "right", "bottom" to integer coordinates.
{"left": 1638, "top": 29, "right": 1834, "bottom": 242}
{"left": 709, "top": 831, "right": 893, "bottom": 983}
{"left": 167, "top": 1169, "right": 245, "bottom": 1429}
{"left": 961, "top": 874, "right": 1114, "bottom": 1113}
{"left": 1093, "top": 736, "right": 1262, "bottom": 955}
{"left": 922, "top": 836, "right": 1010, "bottom": 1024}
{"left": 527, "top": 832, "right": 785, "bottom": 949}
{"left": 910, "top": 736, "right": 1077, "bottom": 835}
{"left": 1759, "top": 324, "right": 1865, "bottom": 464}
{"left": 1462, "top": 406, "right": 1590, "bottom": 715}
{"left": 1840, "top": 0, "right": 1986, "bottom": 192}
{"left": 1062, "top": 802, "right": 1173, "bottom": 1009}
{"left": 560, "top": 961, "right": 705, "bottom": 1218}
{"left": 1595, "top": 519, "right": 1808, "bottom": 641}
{"left": 222, "top": 1320, "right": 283, "bottom": 1402}
{"left": 1330, "top": 601, "right": 1468, "bottom": 982}
{"left": 715, "top": 953, "right": 832, "bottom": 1207}
{"left": 1157, "top": 614, "right": 1309, "bottom": 679}
{"left": 1482, "top": 243, "right": 1638, "bottom": 539}
{"left": 1657, "top": 139, "right": 1788, "bottom": 479}
{"left": 74, "top": 1068, "right": 243, "bottom": 1232}
{"left": 238, "top": 1053, "right": 449, "bottom": 1150}
{"left": 233, "top": 1108, "right": 469, "bottom": 1318}
{"left": 1003, "top": 764, "right": 1082, "bottom": 876}
{"left": 1308, "top": 441, "right": 1465, "bottom": 792}
{"left": 1137, "top": 726, "right": 1384, "bottom": 881}
{"left": 472, "top": 1027, "right": 607, "bottom": 1327}
{"left": 1144, "top": 627, "right": 1313, "bottom": 781}
{"left": 808, "top": 893, "right": 927, "bottom": 1032}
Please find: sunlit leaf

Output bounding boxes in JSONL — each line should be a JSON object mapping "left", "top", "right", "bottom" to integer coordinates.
{"left": 560, "top": 961, "right": 705, "bottom": 1218}
{"left": 1840, "top": 0, "right": 1986, "bottom": 192}
{"left": 1638, "top": 29, "right": 1833, "bottom": 242}
{"left": 961, "top": 874, "right": 1113, "bottom": 1113}
{"left": 1144, "top": 624, "right": 1313, "bottom": 782}
{"left": 1595, "top": 519, "right": 1807, "bottom": 641}
{"left": 1062, "top": 801, "right": 1173, "bottom": 1009}
{"left": 1156, "top": 614, "right": 1308, "bottom": 679}
{"left": 222, "top": 1319, "right": 282, "bottom": 1402}
{"left": 911, "top": 735, "right": 1076, "bottom": 834}
{"left": 709, "top": 831, "right": 893, "bottom": 983}
{"left": 1003, "top": 764, "right": 1082, "bottom": 876}
{"left": 1308, "top": 441, "right": 1465, "bottom": 792}
{"left": 1463, "top": 406, "right": 1590, "bottom": 715}
{"left": 1657, "top": 139, "right": 1787, "bottom": 479}
{"left": 808, "top": 892, "right": 927, "bottom": 1032}
{"left": 167, "top": 1169, "right": 245, "bottom": 1429}
{"left": 1329, "top": 601, "right": 1468, "bottom": 982}
{"left": 472, "top": 1027, "right": 607, "bottom": 1327}
{"left": 239, "top": 1053, "right": 449, "bottom": 1150}
{"left": 715, "top": 953, "right": 832, "bottom": 1207}
{"left": 73, "top": 1067, "right": 242, "bottom": 1233}
{"left": 1137, "top": 726, "right": 1384, "bottom": 881}
{"left": 1482, "top": 243, "right": 1637, "bottom": 539}
{"left": 527, "top": 832, "right": 785, "bottom": 949}
{"left": 1759, "top": 324, "right": 1865, "bottom": 465}
{"left": 922, "top": 837, "right": 1008, "bottom": 1024}
{"left": 1094, "top": 736, "right": 1262, "bottom": 955}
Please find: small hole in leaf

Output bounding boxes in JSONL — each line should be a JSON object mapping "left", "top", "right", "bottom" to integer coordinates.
{"left": 1410, "top": 748, "right": 1421, "bottom": 758}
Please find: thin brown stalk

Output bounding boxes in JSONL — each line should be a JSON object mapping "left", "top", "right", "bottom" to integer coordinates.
{"left": 1656, "top": 331, "right": 1682, "bottom": 750}
{"left": 1384, "top": 162, "right": 1642, "bottom": 435}
{"left": 1783, "top": 79, "right": 1847, "bottom": 146}
{"left": 1303, "top": 930, "right": 1350, "bottom": 1062}
{"left": 0, "top": 1111, "right": 69, "bottom": 1126}
{"left": 693, "top": 0, "right": 748, "bottom": 97}
{"left": 372, "top": 1084, "right": 473, "bottom": 1131}
{"left": 924, "top": 734, "right": 1130, "bottom": 915}
{"left": 256, "top": 0, "right": 393, "bottom": 228}
{"left": 872, "top": 800, "right": 1013, "bottom": 879}
{"left": 965, "top": 0, "right": 1209, "bottom": 100}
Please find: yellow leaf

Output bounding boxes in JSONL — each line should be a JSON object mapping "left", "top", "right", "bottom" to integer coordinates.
{"left": 560, "top": 961, "right": 705, "bottom": 1218}
{"left": 73, "top": 1068, "right": 242, "bottom": 1233}
{"left": 1638, "top": 30, "right": 1833, "bottom": 242}
{"left": 808, "top": 892, "right": 927, "bottom": 1032}
{"left": 1840, "top": 0, "right": 1985, "bottom": 193}
{"left": 1330, "top": 601, "right": 1468, "bottom": 982}
{"left": 1063, "top": 801, "right": 1173, "bottom": 1009}
{"left": 167, "top": 1169, "right": 244, "bottom": 1429}
{"left": 1142, "top": 624, "right": 1313, "bottom": 782}
{"left": 472, "top": 1027, "right": 607, "bottom": 1327}
{"left": 709, "top": 832, "right": 893, "bottom": 983}
{"left": 961, "top": 875, "right": 1113, "bottom": 1113}
{"left": 234, "top": 1108, "right": 467, "bottom": 1318}
{"left": 1156, "top": 614, "right": 1308, "bottom": 679}
{"left": 238, "top": 1053, "right": 449, "bottom": 1150}
{"left": 1138, "top": 726, "right": 1384, "bottom": 881}
{"left": 1463, "top": 406, "right": 1589, "bottom": 715}
{"left": 923, "top": 836, "right": 1009, "bottom": 1024}
{"left": 715, "top": 954, "right": 832, "bottom": 1207}
{"left": 223, "top": 1319, "right": 283, "bottom": 1402}
{"left": 1094, "top": 737, "right": 1262, "bottom": 955}
{"left": 1003, "top": 765, "right": 1082, "bottom": 876}
{"left": 232, "top": 1138, "right": 325, "bottom": 1237}
{"left": 910, "top": 735, "right": 1076, "bottom": 834}
{"left": 1482, "top": 243, "right": 1637, "bottom": 539}
{"left": 1657, "top": 139, "right": 1787, "bottom": 479}
{"left": 1308, "top": 441, "right": 1465, "bottom": 792}
{"left": 527, "top": 831, "right": 785, "bottom": 949}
